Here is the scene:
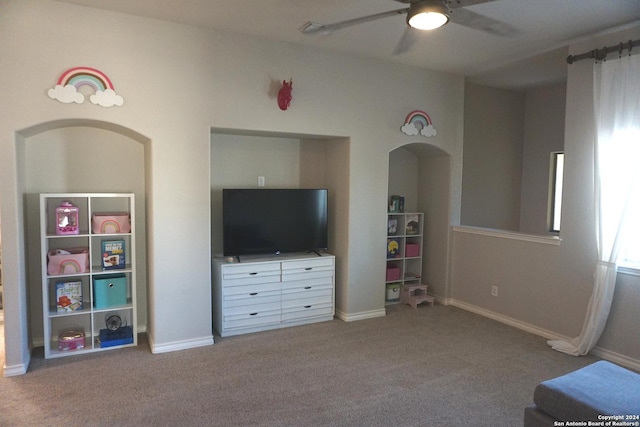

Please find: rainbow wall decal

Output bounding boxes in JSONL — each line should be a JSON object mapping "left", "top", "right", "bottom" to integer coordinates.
{"left": 48, "top": 66, "right": 124, "bottom": 107}
{"left": 400, "top": 110, "right": 437, "bottom": 138}
{"left": 57, "top": 66, "right": 114, "bottom": 92}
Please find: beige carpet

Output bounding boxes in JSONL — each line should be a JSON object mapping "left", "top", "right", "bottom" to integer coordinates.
{"left": 0, "top": 304, "right": 599, "bottom": 426}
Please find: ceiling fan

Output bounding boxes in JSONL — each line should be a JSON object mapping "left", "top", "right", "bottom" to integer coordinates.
{"left": 300, "top": 0, "right": 519, "bottom": 55}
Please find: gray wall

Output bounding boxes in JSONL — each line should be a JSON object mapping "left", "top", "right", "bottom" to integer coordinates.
{"left": 520, "top": 84, "right": 566, "bottom": 235}
{"left": 462, "top": 84, "right": 525, "bottom": 231}
{"left": 452, "top": 26, "right": 640, "bottom": 369}
{"left": 462, "top": 82, "right": 566, "bottom": 236}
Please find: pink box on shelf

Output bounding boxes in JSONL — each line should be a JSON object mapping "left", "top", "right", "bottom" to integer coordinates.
{"left": 405, "top": 243, "right": 420, "bottom": 258}
{"left": 92, "top": 213, "right": 130, "bottom": 234}
{"left": 386, "top": 266, "right": 400, "bottom": 281}
{"left": 47, "top": 248, "right": 89, "bottom": 276}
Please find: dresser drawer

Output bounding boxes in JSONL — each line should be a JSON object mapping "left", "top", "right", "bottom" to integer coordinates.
{"left": 224, "top": 299, "right": 281, "bottom": 315}
{"left": 222, "top": 282, "right": 280, "bottom": 296}
{"left": 221, "top": 262, "right": 281, "bottom": 286}
{"left": 281, "top": 257, "right": 333, "bottom": 273}
{"left": 281, "top": 268, "right": 333, "bottom": 283}
{"left": 281, "top": 276, "right": 333, "bottom": 291}
{"left": 222, "top": 261, "right": 280, "bottom": 276}
{"left": 281, "top": 302, "right": 333, "bottom": 322}
{"left": 282, "top": 283, "right": 333, "bottom": 303}
{"left": 223, "top": 289, "right": 281, "bottom": 309}
{"left": 224, "top": 309, "right": 281, "bottom": 330}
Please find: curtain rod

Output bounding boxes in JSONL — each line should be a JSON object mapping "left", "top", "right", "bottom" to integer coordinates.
{"left": 567, "top": 38, "right": 640, "bottom": 64}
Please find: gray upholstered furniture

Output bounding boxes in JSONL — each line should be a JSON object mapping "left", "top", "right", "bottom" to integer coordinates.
{"left": 524, "top": 360, "right": 640, "bottom": 426}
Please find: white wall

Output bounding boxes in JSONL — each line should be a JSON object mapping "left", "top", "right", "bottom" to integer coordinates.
{"left": 0, "top": 0, "right": 465, "bottom": 373}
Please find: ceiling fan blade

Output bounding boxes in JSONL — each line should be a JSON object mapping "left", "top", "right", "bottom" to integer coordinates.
{"left": 392, "top": 27, "right": 420, "bottom": 56}
{"left": 300, "top": 8, "right": 408, "bottom": 35}
{"left": 447, "top": 0, "right": 498, "bottom": 9}
{"left": 392, "top": 0, "right": 497, "bottom": 7}
{"left": 449, "top": 7, "right": 520, "bottom": 36}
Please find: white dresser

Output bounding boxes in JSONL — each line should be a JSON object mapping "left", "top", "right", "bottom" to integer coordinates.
{"left": 212, "top": 253, "right": 335, "bottom": 337}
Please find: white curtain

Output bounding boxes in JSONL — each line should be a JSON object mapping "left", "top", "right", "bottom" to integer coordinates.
{"left": 549, "top": 53, "right": 640, "bottom": 356}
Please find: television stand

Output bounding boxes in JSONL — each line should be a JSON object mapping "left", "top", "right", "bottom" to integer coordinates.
{"left": 212, "top": 252, "right": 335, "bottom": 337}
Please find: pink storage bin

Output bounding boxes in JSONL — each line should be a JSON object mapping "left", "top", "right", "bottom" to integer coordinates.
{"left": 47, "top": 248, "right": 89, "bottom": 276}
{"left": 405, "top": 243, "right": 420, "bottom": 258}
{"left": 92, "top": 213, "right": 130, "bottom": 234}
{"left": 58, "top": 329, "right": 85, "bottom": 351}
{"left": 386, "top": 266, "right": 400, "bottom": 281}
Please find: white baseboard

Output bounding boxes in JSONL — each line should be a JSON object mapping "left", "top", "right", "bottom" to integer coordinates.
{"left": 335, "top": 308, "right": 386, "bottom": 322}
{"left": 148, "top": 334, "right": 214, "bottom": 354}
{"left": 447, "top": 298, "right": 570, "bottom": 341}
{"left": 446, "top": 298, "right": 640, "bottom": 372}
{"left": 3, "top": 355, "right": 30, "bottom": 377}
{"left": 591, "top": 346, "right": 640, "bottom": 372}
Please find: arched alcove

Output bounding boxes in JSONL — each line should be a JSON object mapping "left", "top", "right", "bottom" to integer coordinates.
{"left": 388, "top": 142, "right": 452, "bottom": 303}
{"left": 5, "top": 119, "right": 150, "bottom": 368}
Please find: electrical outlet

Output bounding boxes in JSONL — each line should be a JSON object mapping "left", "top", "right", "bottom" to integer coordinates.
{"left": 258, "top": 176, "right": 265, "bottom": 187}
{"left": 491, "top": 285, "right": 499, "bottom": 297}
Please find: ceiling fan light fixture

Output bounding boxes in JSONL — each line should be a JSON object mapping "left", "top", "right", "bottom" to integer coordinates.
{"left": 407, "top": 1, "right": 450, "bottom": 31}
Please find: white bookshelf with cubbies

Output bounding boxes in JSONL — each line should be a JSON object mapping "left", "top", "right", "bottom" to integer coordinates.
{"left": 40, "top": 193, "right": 137, "bottom": 359}
{"left": 385, "top": 212, "right": 424, "bottom": 304}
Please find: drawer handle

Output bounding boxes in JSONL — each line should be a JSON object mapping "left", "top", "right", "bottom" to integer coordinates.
{"left": 304, "top": 286, "right": 312, "bottom": 290}
{"left": 249, "top": 292, "right": 258, "bottom": 296}
{"left": 249, "top": 312, "right": 258, "bottom": 316}
{"left": 249, "top": 272, "right": 258, "bottom": 275}
{"left": 305, "top": 267, "right": 312, "bottom": 271}
{"left": 304, "top": 305, "right": 312, "bottom": 309}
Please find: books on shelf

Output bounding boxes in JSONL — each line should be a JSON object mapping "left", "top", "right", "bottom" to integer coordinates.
{"left": 387, "top": 218, "right": 398, "bottom": 235}
{"left": 406, "top": 214, "right": 420, "bottom": 235}
{"left": 101, "top": 239, "right": 126, "bottom": 270}
{"left": 389, "top": 195, "right": 404, "bottom": 213}
{"left": 56, "top": 281, "right": 83, "bottom": 312}
{"left": 387, "top": 238, "right": 401, "bottom": 258}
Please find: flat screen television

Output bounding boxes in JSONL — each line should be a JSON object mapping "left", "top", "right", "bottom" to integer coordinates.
{"left": 222, "top": 188, "right": 328, "bottom": 257}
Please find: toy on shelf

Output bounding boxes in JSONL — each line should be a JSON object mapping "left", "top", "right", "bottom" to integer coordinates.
{"left": 55, "top": 201, "right": 79, "bottom": 235}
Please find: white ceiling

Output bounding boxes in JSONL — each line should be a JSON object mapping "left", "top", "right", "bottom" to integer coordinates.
{"left": 53, "top": 0, "right": 640, "bottom": 89}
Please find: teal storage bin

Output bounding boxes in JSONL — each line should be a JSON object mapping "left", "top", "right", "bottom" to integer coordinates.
{"left": 93, "top": 274, "right": 127, "bottom": 308}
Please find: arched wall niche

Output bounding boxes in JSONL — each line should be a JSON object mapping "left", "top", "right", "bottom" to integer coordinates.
{"left": 6, "top": 119, "right": 150, "bottom": 369}
{"left": 388, "top": 141, "right": 452, "bottom": 303}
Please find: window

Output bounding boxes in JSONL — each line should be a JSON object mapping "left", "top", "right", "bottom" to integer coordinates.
{"left": 613, "top": 129, "right": 640, "bottom": 270}
{"left": 548, "top": 152, "right": 564, "bottom": 233}
{"left": 620, "top": 219, "right": 640, "bottom": 269}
